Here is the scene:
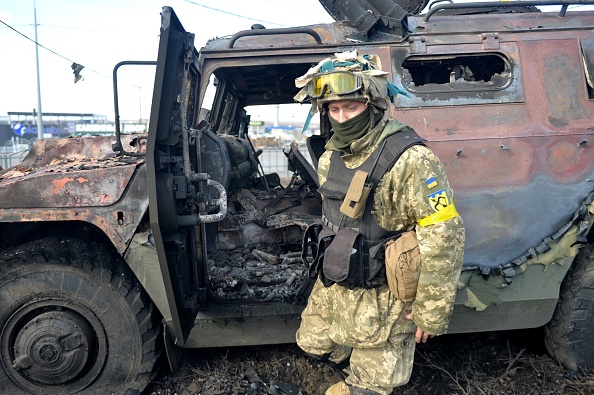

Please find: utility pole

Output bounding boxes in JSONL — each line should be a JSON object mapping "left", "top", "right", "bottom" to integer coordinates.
{"left": 34, "top": 0, "right": 44, "bottom": 140}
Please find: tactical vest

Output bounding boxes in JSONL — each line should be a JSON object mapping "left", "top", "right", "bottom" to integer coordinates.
{"left": 303, "top": 128, "right": 426, "bottom": 289}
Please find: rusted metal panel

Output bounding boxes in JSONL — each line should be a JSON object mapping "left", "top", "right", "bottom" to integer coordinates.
{"left": 0, "top": 166, "right": 136, "bottom": 208}
{"left": 428, "top": 133, "right": 594, "bottom": 266}
{"left": 384, "top": 24, "right": 594, "bottom": 270}
{"left": 416, "top": 10, "right": 594, "bottom": 36}
{"left": 0, "top": 135, "right": 143, "bottom": 208}
{"left": 203, "top": 22, "right": 361, "bottom": 51}
{"left": 0, "top": 135, "right": 147, "bottom": 253}
{"left": 198, "top": 30, "right": 594, "bottom": 272}
{"left": 433, "top": 134, "right": 594, "bottom": 192}
{"left": 0, "top": 165, "right": 148, "bottom": 254}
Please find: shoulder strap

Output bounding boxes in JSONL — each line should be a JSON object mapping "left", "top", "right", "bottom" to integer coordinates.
{"left": 367, "top": 128, "right": 426, "bottom": 188}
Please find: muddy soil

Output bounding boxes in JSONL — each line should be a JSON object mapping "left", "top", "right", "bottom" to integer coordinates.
{"left": 145, "top": 328, "right": 594, "bottom": 395}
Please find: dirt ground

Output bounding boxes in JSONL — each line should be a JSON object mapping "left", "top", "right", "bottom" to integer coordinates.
{"left": 145, "top": 328, "right": 594, "bottom": 395}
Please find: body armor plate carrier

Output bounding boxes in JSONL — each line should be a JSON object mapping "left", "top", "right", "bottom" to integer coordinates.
{"left": 302, "top": 128, "right": 426, "bottom": 289}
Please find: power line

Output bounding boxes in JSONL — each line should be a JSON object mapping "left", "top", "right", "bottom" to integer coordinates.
{"left": 0, "top": 18, "right": 150, "bottom": 91}
{"left": 0, "top": 19, "right": 76, "bottom": 65}
{"left": 180, "top": 0, "right": 290, "bottom": 27}
{"left": 0, "top": 18, "right": 110, "bottom": 80}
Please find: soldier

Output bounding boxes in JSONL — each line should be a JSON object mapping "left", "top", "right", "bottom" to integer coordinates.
{"left": 294, "top": 51, "right": 465, "bottom": 395}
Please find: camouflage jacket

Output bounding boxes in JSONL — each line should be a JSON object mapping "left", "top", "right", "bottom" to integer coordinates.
{"left": 318, "top": 114, "right": 465, "bottom": 335}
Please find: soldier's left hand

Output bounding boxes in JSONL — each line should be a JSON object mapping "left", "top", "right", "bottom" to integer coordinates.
{"left": 405, "top": 313, "right": 433, "bottom": 343}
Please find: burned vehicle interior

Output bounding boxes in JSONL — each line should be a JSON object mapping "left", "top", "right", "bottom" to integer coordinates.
{"left": 197, "top": 62, "right": 323, "bottom": 302}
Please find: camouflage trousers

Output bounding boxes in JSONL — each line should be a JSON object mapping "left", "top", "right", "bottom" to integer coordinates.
{"left": 296, "top": 279, "right": 416, "bottom": 395}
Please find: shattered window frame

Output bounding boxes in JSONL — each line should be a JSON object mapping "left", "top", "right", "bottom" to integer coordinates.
{"left": 391, "top": 44, "right": 525, "bottom": 108}
{"left": 400, "top": 53, "right": 513, "bottom": 94}
{"left": 580, "top": 38, "right": 594, "bottom": 100}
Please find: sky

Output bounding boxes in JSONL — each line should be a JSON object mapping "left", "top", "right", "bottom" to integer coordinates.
{"left": 0, "top": 0, "right": 334, "bottom": 123}
{"left": 1, "top": 1, "right": 591, "bottom": 126}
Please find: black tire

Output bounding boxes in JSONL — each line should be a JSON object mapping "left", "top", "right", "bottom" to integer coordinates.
{"left": 544, "top": 242, "right": 594, "bottom": 371}
{"left": 0, "top": 237, "right": 161, "bottom": 394}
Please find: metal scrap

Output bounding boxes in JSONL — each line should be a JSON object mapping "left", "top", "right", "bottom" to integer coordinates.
{"left": 208, "top": 243, "right": 307, "bottom": 301}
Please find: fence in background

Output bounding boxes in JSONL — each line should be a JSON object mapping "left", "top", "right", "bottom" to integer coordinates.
{"left": 0, "top": 150, "right": 29, "bottom": 170}
{"left": 258, "top": 145, "right": 313, "bottom": 183}
{"left": 0, "top": 145, "right": 313, "bottom": 184}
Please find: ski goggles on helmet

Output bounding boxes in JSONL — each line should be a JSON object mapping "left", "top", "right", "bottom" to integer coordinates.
{"left": 308, "top": 71, "right": 363, "bottom": 98}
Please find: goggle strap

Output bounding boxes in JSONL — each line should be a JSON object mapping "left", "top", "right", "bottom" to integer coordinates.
{"left": 387, "top": 80, "right": 410, "bottom": 98}
{"left": 302, "top": 106, "right": 315, "bottom": 133}
{"left": 320, "top": 61, "right": 335, "bottom": 72}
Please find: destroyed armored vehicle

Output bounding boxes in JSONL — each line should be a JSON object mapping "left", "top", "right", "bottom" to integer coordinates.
{"left": 0, "top": 0, "right": 593, "bottom": 393}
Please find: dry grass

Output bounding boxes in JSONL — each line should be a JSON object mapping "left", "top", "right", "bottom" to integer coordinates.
{"left": 147, "top": 330, "right": 594, "bottom": 395}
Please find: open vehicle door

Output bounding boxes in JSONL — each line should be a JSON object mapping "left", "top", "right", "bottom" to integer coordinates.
{"left": 146, "top": 7, "right": 227, "bottom": 345}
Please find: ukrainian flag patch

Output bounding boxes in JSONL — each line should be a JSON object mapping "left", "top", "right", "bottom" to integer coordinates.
{"left": 425, "top": 177, "right": 438, "bottom": 189}
{"left": 427, "top": 188, "right": 450, "bottom": 212}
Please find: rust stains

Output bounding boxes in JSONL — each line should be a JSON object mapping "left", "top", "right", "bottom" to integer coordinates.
{"left": 0, "top": 135, "right": 145, "bottom": 209}
{"left": 51, "top": 178, "right": 75, "bottom": 195}
{"left": 99, "top": 194, "right": 114, "bottom": 204}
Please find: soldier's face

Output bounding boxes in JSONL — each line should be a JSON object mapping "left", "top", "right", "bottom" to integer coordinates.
{"left": 327, "top": 100, "right": 368, "bottom": 123}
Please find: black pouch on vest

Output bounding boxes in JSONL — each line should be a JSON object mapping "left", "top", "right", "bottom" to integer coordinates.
{"left": 302, "top": 220, "right": 335, "bottom": 280}
{"left": 322, "top": 228, "right": 364, "bottom": 290}
{"left": 302, "top": 220, "right": 323, "bottom": 267}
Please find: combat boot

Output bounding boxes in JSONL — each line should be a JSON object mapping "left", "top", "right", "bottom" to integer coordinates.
{"left": 326, "top": 382, "right": 383, "bottom": 395}
{"left": 349, "top": 386, "right": 382, "bottom": 395}
{"left": 325, "top": 381, "right": 350, "bottom": 395}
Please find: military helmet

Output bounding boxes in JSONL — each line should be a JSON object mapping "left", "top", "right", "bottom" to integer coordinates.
{"left": 294, "top": 51, "right": 407, "bottom": 115}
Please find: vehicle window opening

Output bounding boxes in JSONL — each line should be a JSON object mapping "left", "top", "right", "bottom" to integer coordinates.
{"left": 586, "top": 73, "right": 594, "bottom": 100}
{"left": 581, "top": 40, "right": 594, "bottom": 99}
{"left": 401, "top": 53, "right": 511, "bottom": 93}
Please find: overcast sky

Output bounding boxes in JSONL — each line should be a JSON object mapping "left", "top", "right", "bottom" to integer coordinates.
{"left": 0, "top": 0, "right": 334, "bottom": 123}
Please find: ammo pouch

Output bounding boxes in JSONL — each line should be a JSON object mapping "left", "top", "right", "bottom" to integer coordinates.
{"left": 302, "top": 221, "right": 391, "bottom": 290}
{"left": 339, "top": 170, "right": 371, "bottom": 219}
{"left": 385, "top": 231, "right": 421, "bottom": 302}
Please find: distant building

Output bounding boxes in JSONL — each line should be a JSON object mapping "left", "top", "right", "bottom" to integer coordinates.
{"left": 7, "top": 111, "right": 109, "bottom": 142}
{"left": 4, "top": 111, "right": 147, "bottom": 144}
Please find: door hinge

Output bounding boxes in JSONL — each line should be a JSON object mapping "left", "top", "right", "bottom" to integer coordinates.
{"left": 481, "top": 33, "right": 500, "bottom": 50}
{"left": 408, "top": 36, "right": 427, "bottom": 54}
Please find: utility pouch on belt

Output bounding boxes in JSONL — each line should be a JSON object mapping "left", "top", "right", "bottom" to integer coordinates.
{"left": 385, "top": 231, "right": 421, "bottom": 302}
{"left": 339, "top": 170, "right": 372, "bottom": 219}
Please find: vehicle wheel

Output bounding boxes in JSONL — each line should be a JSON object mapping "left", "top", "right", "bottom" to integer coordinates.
{"left": 0, "top": 237, "right": 161, "bottom": 394}
{"left": 544, "top": 242, "right": 594, "bottom": 371}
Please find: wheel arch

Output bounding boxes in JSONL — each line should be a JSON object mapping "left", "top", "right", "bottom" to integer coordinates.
{"left": 0, "top": 220, "right": 116, "bottom": 251}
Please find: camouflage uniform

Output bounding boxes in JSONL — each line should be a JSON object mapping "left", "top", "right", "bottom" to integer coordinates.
{"left": 296, "top": 114, "right": 465, "bottom": 395}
